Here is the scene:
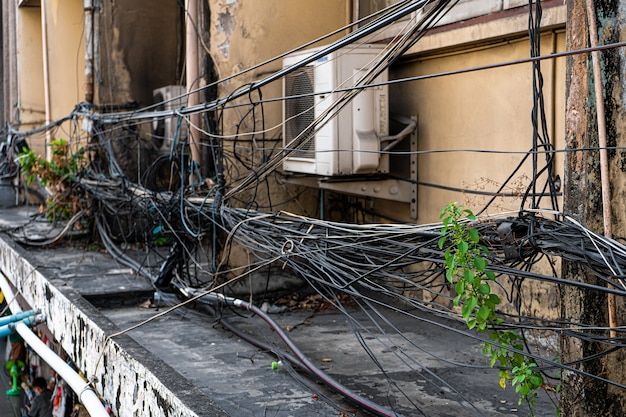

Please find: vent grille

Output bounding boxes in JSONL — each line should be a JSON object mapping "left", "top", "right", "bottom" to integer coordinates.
{"left": 284, "top": 67, "right": 316, "bottom": 159}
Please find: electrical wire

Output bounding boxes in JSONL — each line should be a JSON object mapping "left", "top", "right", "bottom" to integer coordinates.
{"left": 6, "top": 1, "right": 626, "bottom": 415}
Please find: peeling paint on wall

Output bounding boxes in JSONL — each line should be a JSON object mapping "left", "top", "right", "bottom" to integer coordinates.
{"left": 106, "top": 27, "right": 133, "bottom": 103}
{"left": 217, "top": 11, "right": 234, "bottom": 59}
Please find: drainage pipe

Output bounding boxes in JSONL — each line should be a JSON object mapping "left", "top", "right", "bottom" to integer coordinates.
{"left": 185, "top": 0, "right": 202, "bottom": 176}
{"left": 0, "top": 275, "right": 109, "bottom": 417}
{"left": 41, "top": 0, "right": 52, "bottom": 160}
{"left": 84, "top": 0, "right": 95, "bottom": 103}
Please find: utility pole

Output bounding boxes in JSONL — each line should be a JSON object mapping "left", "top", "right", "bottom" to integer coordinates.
{"left": 562, "top": 1, "right": 626, "bottom": 415}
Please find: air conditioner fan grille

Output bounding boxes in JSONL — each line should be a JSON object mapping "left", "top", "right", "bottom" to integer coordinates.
{"left": 284, "top": 67, "right": 316, "bottom": 159}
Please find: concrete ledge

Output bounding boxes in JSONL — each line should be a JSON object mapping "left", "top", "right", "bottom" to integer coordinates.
{"left": 405, "top": 3, "right": 566, "bottom": 56}
{"left": 0, "top": 234, "right": 228, "bottom": 417}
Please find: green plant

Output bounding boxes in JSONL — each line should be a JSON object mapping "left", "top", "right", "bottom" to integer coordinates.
{"left": 439, "top": 202, "right": 544, "bottom": 415}
{"left": 17, "top": 139, "right": 86, "bottom": 221}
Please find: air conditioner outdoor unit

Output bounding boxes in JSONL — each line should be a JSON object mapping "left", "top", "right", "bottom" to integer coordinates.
{"left": 282, "top": 44, "right": 389, "bottom": 176}
{"left": 152, "top": 85, "right": 188, "bottom": 155}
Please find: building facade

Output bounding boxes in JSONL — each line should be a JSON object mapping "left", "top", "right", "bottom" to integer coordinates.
{"left": 1, "top": 1, "right": 581, "bottom": 415}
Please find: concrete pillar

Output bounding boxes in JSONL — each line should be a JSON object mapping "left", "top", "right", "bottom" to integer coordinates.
{"left": 561, "top": 0, "right": 626, "bottom": 415}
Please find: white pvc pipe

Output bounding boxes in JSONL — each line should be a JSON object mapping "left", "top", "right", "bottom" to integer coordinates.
{"left": 0, "top": 275, "right": 109, "bottom": 417}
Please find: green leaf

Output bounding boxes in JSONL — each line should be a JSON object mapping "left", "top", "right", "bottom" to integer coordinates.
{"left": 485, "top": 270, "right": 496, "bottom": 280}
{"left": 478, "top": 283, "right": 491, "bottom": 294}
{"left": 458, "top": 241, "right": 469, "bottom": 254}
{"left": 477, "top": 305, "right": 491, "bottom": 321}
{"left": 530, "top": 375, "right": 543, "bottom": 387}
{"left": 453, "top": 294, "right": 462, "bottom": 307}
{"left": 446, "top": 269, "right": 455, "bottom": 283}
{"left": 488, "top": 293, "right": 501, "bottom": 305}
{"left": 445, "top": 254, "right": 454, "bottom": 269}
{"left": 438, "top": 236, "right": 447, "bottom": 249}
{"left": 463, "top": 209, "right": 476, "bottom": 221}
{"left": 455, "top": 280, "right": 466, "bottom": 295}
{"left": 463, "top": 269, "right": 475, "bottom": 283}
{"left": 472, "top": 275, "right": 481, "bottom": 287}
{"left": 462, "top": 296, "right": 478, "bottom": 319}
{"left": 468, "top": 228, "right": 479, "bottom": 243}
{"left": 489, "top": 355, "right": 497, "bottom": 367}
{"left": 473, "top": 256, "right": 486, "bottom": 271}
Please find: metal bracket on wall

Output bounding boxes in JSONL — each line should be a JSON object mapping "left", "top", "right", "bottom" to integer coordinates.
{"left": 288, "top": 176, "right": 413, "bottom": 204}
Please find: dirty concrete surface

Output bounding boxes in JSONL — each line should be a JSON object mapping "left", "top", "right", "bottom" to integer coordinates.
{"left": 103, "top": 303, "right": 557, "bottom": 417}
{"left": 0, "top": 207, "right": 557, "bottom": 416}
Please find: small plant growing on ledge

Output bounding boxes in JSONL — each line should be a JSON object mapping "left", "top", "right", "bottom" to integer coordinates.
{"left": 439, "top": 202, "right": 549, "bottom": 416}
{"left": 17, "top": 139, "right": 87, "bottom": 222}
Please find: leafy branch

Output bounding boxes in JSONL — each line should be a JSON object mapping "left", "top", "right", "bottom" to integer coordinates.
{"left": 439, "top": 202, "right": 545, "bottom": 415}
{"left": 17, "top": 139, "right": 87, "bottom": 221}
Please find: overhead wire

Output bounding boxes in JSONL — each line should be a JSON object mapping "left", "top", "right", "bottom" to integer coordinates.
{"left": 7, "top": 1, "right": 626, "bottom": 415}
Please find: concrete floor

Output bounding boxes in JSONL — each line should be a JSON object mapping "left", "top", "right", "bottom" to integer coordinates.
{"left": 101, "top": 299, "right": 557, "bottom": 417}
{"left": 0, "top": 206, "right": 558, "bottom": 416}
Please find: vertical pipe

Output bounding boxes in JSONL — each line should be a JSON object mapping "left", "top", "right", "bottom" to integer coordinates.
{"left": 5, "top": 0, "right": 18, "bottom": 125}
{"left": 83, "top": 0, "right": 94, "bottom": 103}
{"left": 41, "top": 0, "right": 52, "bottom": 160}
{"left": 185, "top": 0, "right": 202, "bottom": 179}
{"left": 585, "top": 0, "right": 616, "bottom": 337}
{"left": 549, "top": 31, "right": 557, "bottom": 169}
{"left": 347, "top": 0, "right": 355, "bottom": 34}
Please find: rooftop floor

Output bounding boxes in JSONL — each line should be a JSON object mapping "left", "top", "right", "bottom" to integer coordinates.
{"left": 0, "top": 206, "right": 556, "bottom": 416}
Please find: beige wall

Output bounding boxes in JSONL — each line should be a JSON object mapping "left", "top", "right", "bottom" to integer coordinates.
{"left": 14, "top": 1, "right": 85, "bottom": 156}
{"left": 45, "top": 0, "right": 84, "bottom": 123}
{"left": 384, "top": 30, "right": 566, "bottom": 223}
{"left": 393, "top": 27, "right": 566, "bottom": 320}
{"left": 15, "top": 7, "right": 45, "bottom": 138}
{"left": 207, "top": 1, "right": 566, "bottom": 224}
{"left": 209, "top": 0, "right": 349, "bottom": 212}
